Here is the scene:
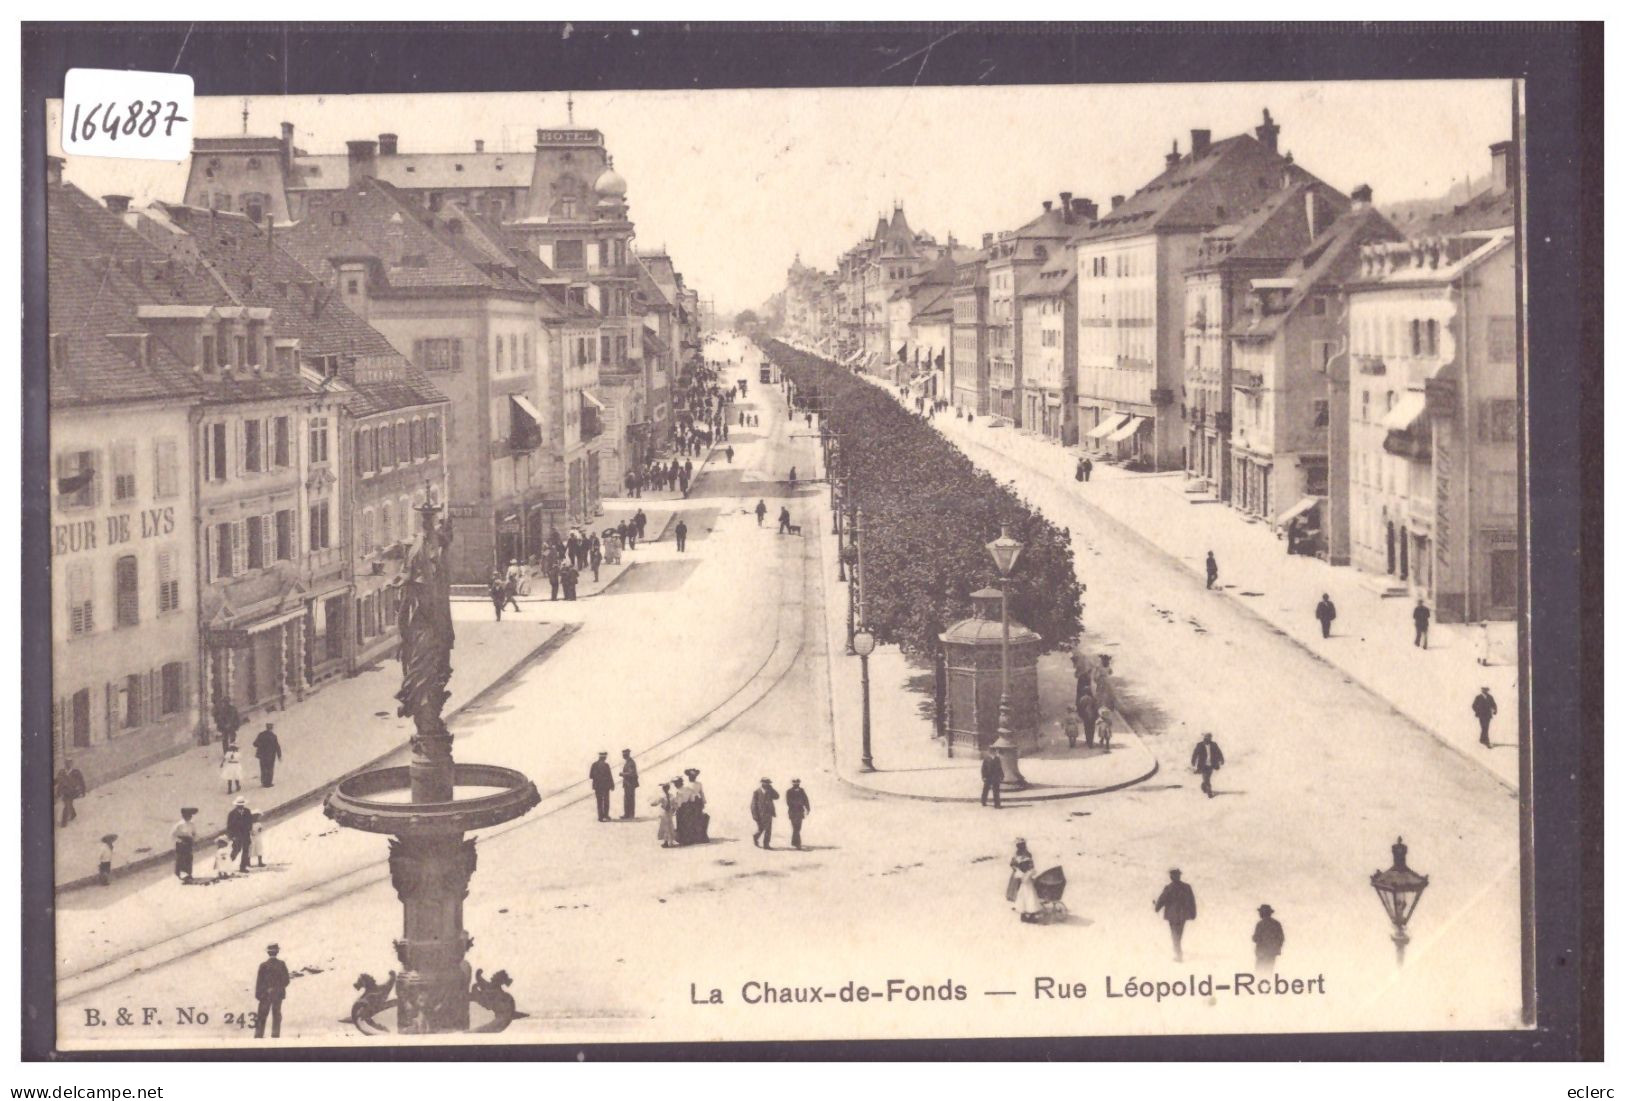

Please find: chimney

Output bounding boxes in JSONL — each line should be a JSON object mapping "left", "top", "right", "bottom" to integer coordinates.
{"left": 1255, "top": 108, "right": 1280, "bottom": 153}
{"left": 378, "top": 133, "right": 398, "bottom": 156}
{"left": 475, "top": 139, "right": 485, "bottom": 153}
{"left": 1042, "top": 200, "right": 1053, "bottom": 213}
{"left": 1060, "top": 191, "right": 1074, "bottom": 224}
{"left": 1490, "top": 139, "right": 1515, "bottom": 195}
{"left": 1351, "top": 183, "right": 1373, "bottom": 209}
{"left": 1190, "top": 129, "right": 1212, "bottom": 157}
{"left": 1111, "top": 195, "right": 1125, "bottom": 211}
{"left": 982, "top": 232, "right": 993, "bottom": 249}
{"left": 1304, "top": 190, "right": 1318, "bottom": 237}
{"left": 1078, "top": 198, "right": 1098, "bottom": 222}
{"left": 281, "top": 121, "right": 294, "bottom": 144}
{"left": 1166, "top": 140, "right": 1182, "bottom": 170}
{"left": 103, "top": 194, "right": 132, "bottom": 214}
{"left": 347, "top": 140, "right": 379, "bottom": 187}
{"left": 280, "top": 121, "right": 295, "bottom": 172}
{"left": 46, "top": 156, "right": 64, "bottom": 187}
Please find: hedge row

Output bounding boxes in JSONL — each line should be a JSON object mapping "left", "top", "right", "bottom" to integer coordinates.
{"left": 765, "top": 339, "right": 1083, "bottom": 657}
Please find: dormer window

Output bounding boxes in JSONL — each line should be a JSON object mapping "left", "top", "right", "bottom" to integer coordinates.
{"left": 330, "top": 210, "right": 348, "bottom": 226}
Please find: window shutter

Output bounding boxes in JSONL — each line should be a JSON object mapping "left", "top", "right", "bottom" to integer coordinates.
{"left": 52, "top": 696, "right": 65, "bottom": 757}
{"left": 204, "top": 525, "right": 215, "bottom": 583}
{"left": 105, "top": 682, "right": 117, "bottom": 736}
{"left": 233, "top": 520, "right": 247, "bottom": 576}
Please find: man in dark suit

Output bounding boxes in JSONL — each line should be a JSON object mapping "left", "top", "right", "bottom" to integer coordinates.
{"left": 226, "top": 796, "right": 255, "bottom": 872}
{"left": 620, "top": 749, "right": 639, "bottom": 820}
{"left": 750, "top": 778, "right": 779, "bottom": 849}
{"left": 254, "top": 943, "right": 290, "bottom": 1038}
{"left": 980, "top": 752, "right": 1004, "bottom": 809}
{"left": 785, "top": 779, "right": 811, "bottom": 849}
{"left": 589, "top": 752, "right": 614, "bottom": 822}
{"left": 1472, "top": 687, "right": 1499, "bottom": 747}
{"left": 253, "top": 724, "right": 282, "bottom": 788}
{"left": 1252, "top": 905, "right": 1285, "bottom": 973}
{"left": 1153, "top": 870, "right": 1198, "bottom": 962}
{"left": 1190, "top": 732, "right": 1225, "bottom": 798}
{"left": 54, "top": 760, "right": 86, "bottom": 827}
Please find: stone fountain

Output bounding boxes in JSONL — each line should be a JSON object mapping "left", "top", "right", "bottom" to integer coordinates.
{"left": 324, "top": 499, "right": 539, "bottom": 1033}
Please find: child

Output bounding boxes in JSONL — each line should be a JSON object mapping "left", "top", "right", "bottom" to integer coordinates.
{"left": 250, "top": 812, "right": 265, "bottom": 868}
{"left": 221, "top": 748, "right": 243, "bottom": 794}
{"left": 1062, "top": 715, "right": 1080, "bottom": 750}
{"left": 212, "top": 836, "right": 233, "bottom": 881}
{"left": 97, "top": 833, "right": 116, "bottom": 886}
{"left": 1095, "top": 711, "right": 1114, "bottom": 752}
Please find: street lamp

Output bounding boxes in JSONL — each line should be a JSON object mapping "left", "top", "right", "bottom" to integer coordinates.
{"left": 853, "top": 627, "right": 876, "bottom": 772}
{"left": 1370, "top": 836, "right": 1430, "bottom": 965}
{"left": 986, "top": 524, "right": 1028, "bottom": 789}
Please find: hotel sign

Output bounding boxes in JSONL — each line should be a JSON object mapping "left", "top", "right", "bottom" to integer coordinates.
{"left": 537, "top": 129, "right": 601, "bottom": 145}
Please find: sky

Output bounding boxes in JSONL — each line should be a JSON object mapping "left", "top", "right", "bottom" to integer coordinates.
{"left": 49, "top": 80, "right": 1513, "bottom": 316}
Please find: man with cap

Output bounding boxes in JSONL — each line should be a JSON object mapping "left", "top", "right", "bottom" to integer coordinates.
{"left": 1252, "top": 905, "right": 1285, "bottom": 973}
{"left": 1153, "top": 869, "right": 1198, "bottom": 962}
{"left": 589, "top": 752, "right": 615, "bottom": 822}
{"left": 254, "top": 943, "right": 290, "bottom": 1038}
{"left": 253, "top": 723, "right": 282, "bottom": 788}
{"left": 750, "top": 778, "right": 780, "bottom": 849}
{"left": 620, "top": 749, "right": 640, "bottom": 820}
{"left": 226, "top": 795, "right": 255, "bottom": 873}
{"left": 1472, "top": 686, "right": 1499, "bottom": 748}
{"left": 785, "top": 779, "right": 811, "bottom": 850}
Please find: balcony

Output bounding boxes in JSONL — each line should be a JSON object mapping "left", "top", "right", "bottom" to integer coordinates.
{"left": 1150, "top": 387, "right": 1175, "bottom": 406}
{"left": 1232, "top": 369, "right": 1264, "bottom": 391}
{"left": 1355, "top": 354, "right": 1387, "bottom": 376}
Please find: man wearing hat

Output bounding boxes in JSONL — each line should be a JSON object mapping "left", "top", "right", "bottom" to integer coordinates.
{"left": 1252, "top": 905, "right": 1285, "bottom": 973}
{"left": 589, "top": 752, "right": 615, "bottom": 822}
{"left": 750, "top": 778, "right": 780, "bottom": 849}
{"left": 254, "top": 943, "right": 290, "bottom": 1039}
{"left": 1153, "top": 869, "right": 1198, "bottom": 962}
{"left": 226, "top": 796, "right": 255, "bottom": 873}
{"left": 253, "top": 723, "right": 283, "bottom": 788}
{"left": 620, "top": 750, "right": 640, "bottom": 820}
{"left": 785, "top": 779, "right": 811, "bottom": 850}
{"left": 1471, "top": 686, "right": 1499, "bottom": 748}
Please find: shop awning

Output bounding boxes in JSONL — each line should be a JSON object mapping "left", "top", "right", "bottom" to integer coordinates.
{"left": 1278, "top": 496, "right": 1322, "bottom": 524}
{"left": 509, "top": 393, "right": 543, "bottom": 427}
{"left": 1106, "top": 416, "right": 1146, "bottom": 443}
{"left": 1380, "top": 391, "right": 1427, "bottom": 433}
{"left": 1087, "top": 413, "right": 1129, "bottom": 439}
{"left": 581, "top": 389, "right": 606, "bottom": 411}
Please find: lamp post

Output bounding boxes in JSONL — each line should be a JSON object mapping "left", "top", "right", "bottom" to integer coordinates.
{"left": 985, "top": 524, "right": 1028, "bottom": 789}
{"left": 845, "top": 506, "right": 860, "bottom": 654}
{"left": 853, "top": 627, "right": 876, "bottom": 772}
{"left": 1370, "top": 836, "right": 1430, "bottom": 965}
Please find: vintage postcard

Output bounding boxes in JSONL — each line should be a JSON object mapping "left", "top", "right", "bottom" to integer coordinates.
{"left": 28, "top": 26, "right": 1576, "bottom": 1057}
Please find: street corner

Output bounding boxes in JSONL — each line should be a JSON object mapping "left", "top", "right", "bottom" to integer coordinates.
{"left": 834, "top": 731, "right": 1158, "bottom": 805}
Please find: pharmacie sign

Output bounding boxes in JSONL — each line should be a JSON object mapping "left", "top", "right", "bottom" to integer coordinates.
{"left": 52, "top": 506, "right": 177, "bottom": 556}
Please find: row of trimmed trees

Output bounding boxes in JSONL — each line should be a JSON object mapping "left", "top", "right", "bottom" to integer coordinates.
{"left": 765, "top": 339, "right": 1083, "bottom": 658}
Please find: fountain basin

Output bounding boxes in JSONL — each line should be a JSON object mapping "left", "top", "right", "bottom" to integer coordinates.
{"left": 324, "top": 764, "right": 540, "bottom": 837}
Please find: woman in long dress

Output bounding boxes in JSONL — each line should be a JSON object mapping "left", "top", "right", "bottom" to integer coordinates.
{"left": 1010, "top": 840, "right": 1042, "bottom": 923}
{"left": 654, "top": 783, "right": 677, "bottom": 848}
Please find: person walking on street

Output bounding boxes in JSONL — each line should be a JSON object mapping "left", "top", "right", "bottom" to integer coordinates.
{"left": 778, "top": 506, "right": 791, "bottom": 535}
{"left": 589, "top": 752, "right": 615, "bottom": 822}
{"left": 751, "top": 777, "right": 780, "bottom": 849}
{"left": 1472, "top": 687, "right": 1499, "bottom": 748}
{"left": 1075, "top": 457, "right": 1086, "bottom": 482}
{"left": 489, "top": 573, "right": 507, "bottom": 620}
{"left": 253, "top": 724, "right": 282, "bottom": 788}
{"left": 1205, "top": 551, "right": 1219, "bottom": 590}
{"left": 589, "top": 538, "right": 603, "bottom": 582}
{"left": 227, "top": 796, "right": 254, "bottom": 872}
{"left": 504, "top": 560, "right": 524, "bottom": 610}
{"left": 97, "top": 833, "right": 116, "bottom": 886}
{"left": 980, "top": 751, "right": 1004, "bottom": 809}
{"left": 1095, "top": 710, "right": 1114, "bottom": 752}
{"left": 1153, "top": 869, "right": 1197, "bottom": 962}
{"left": 1413, "top": 599, "right": 1431, "bottom": 649}
{"left": 653, "top": 783, "right": 677, "bottom": 847}
{"left": 675, "top": 519, "right": 688, "bottom": 552}
{"left": 55, "top": 760, "right": 86, "bottom": 827}
{"left": 250, "top": 813, "right": 266, "bottom": 868}
{"left": 1190, "top": 732, "right": 1225, "bottom": 798}
{"left": 1082, "top": 457, "right": 1093, "bottom": 482}
{"left": 561, "top": 561, "right": 579, "bottom": 600}
{"left": 620, "top": 750, "right": 639, "bottom": 820}
{"left": 254, "top": 944, "right": 289, "bottom": 1039}
{"left": 1315, "top": 593, "right": 1337, "bottom": 639}
{"left": 725, "top": 445, "right": 734, "bottom": 464}
{"left": 786, "top": 779, "right": 811, "bottom": 850}
{"left": 172, "top": 807, "right": 198, "bottom": 882}
{"left": 1252, "top": 905, "right": 1285, "bottom": 973}
{"left": 1076, "top": 686, "right": 1099, "bottom": 748}
{"left": 755, "top": 499, "right": 767, "bottom": 527}
{"left": 634, "top": 509, "right": 648, "bottom": 542}
{"left": 1010, "top": 839, "right": 1042, "bottom": 923}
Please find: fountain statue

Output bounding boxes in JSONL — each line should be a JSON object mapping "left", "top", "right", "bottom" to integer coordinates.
{"left": 325, "top": 493, "right": 540, "bottom": 1034}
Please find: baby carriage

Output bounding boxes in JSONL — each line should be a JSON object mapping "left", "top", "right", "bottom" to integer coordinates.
{"left": 1034, "top": 866, "right": 1068, "bottom": 919}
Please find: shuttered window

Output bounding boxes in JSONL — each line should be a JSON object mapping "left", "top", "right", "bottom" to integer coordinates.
{"left": 111, "top": 441, "right": 138, "bottom": 502}
{"left": 157, "top": 548, "right": 180, "bottom": 613}
{"left": 115, "top": 555, "right": 139, "bottom": 627}
{"left": 275, "top": 509, "right": 295, "bottom": 561}
{"left": 67, "top": 562, "right": 94, "bottom": 636}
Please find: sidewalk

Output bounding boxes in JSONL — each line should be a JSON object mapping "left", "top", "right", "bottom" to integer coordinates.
{"left": 886, "top": 382, "right": 1520, "bottom": 790}
{"left": 54, "top": 618, "right": 569, "bottom": 890}
{"left": 812, "top": 476, "right": 1158, "bottom": 803}
{"left": 451, "top": 503, "right": 682, "bottom": 604}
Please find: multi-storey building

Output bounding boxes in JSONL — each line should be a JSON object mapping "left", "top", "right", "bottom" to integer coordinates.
{"left": 148, "top": 203, "right": 452, "bottom": 676}
{"left": 1181, "top": 179, "right": 1349, "bottom": 497}
{"left": 1075, "top": 110, "right": 1319, "bottom": 469}
{"left": 1019, "top": 247, "right": 1080, "bottom": 443}
{"left": 278, "top": 168, "right": 565, "bottom": 581}
{"left": 1344, "top": 143, "right": 1518, "bottom": 622}
{"left": 985, "top": 200, "right": 1075, "bottom": 426}
{"left": 1222, "top": 190, "right": 1400, "bottom": 543}
{"left": 950, "top": 249, "right": 990, "bottom": 413}
{"left": 47, "top": 168, "right": 215, "bottom": 787}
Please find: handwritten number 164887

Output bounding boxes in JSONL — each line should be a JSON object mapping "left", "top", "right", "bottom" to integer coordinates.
{"left": 70, "top": 100, "right": 189, "bottom": 143}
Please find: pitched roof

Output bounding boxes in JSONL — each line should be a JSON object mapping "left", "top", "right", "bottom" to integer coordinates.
{"left": 1191, "top": 181, "right": 1351, "bottom": 272}
{"left": 1422, "top": 185, "right": 1517, "bottom": 235}
{"left": 47, "top": 182, "right": 225, "bottom": 409}
{"left": 1231, "top": 205, "right": 1402, "bottom": 339}
{"left": 1075, "top": 133, "right": 1323, "bottom": 243}
{"left": 288, "top": 151, "right": 534, "bottom": 193}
